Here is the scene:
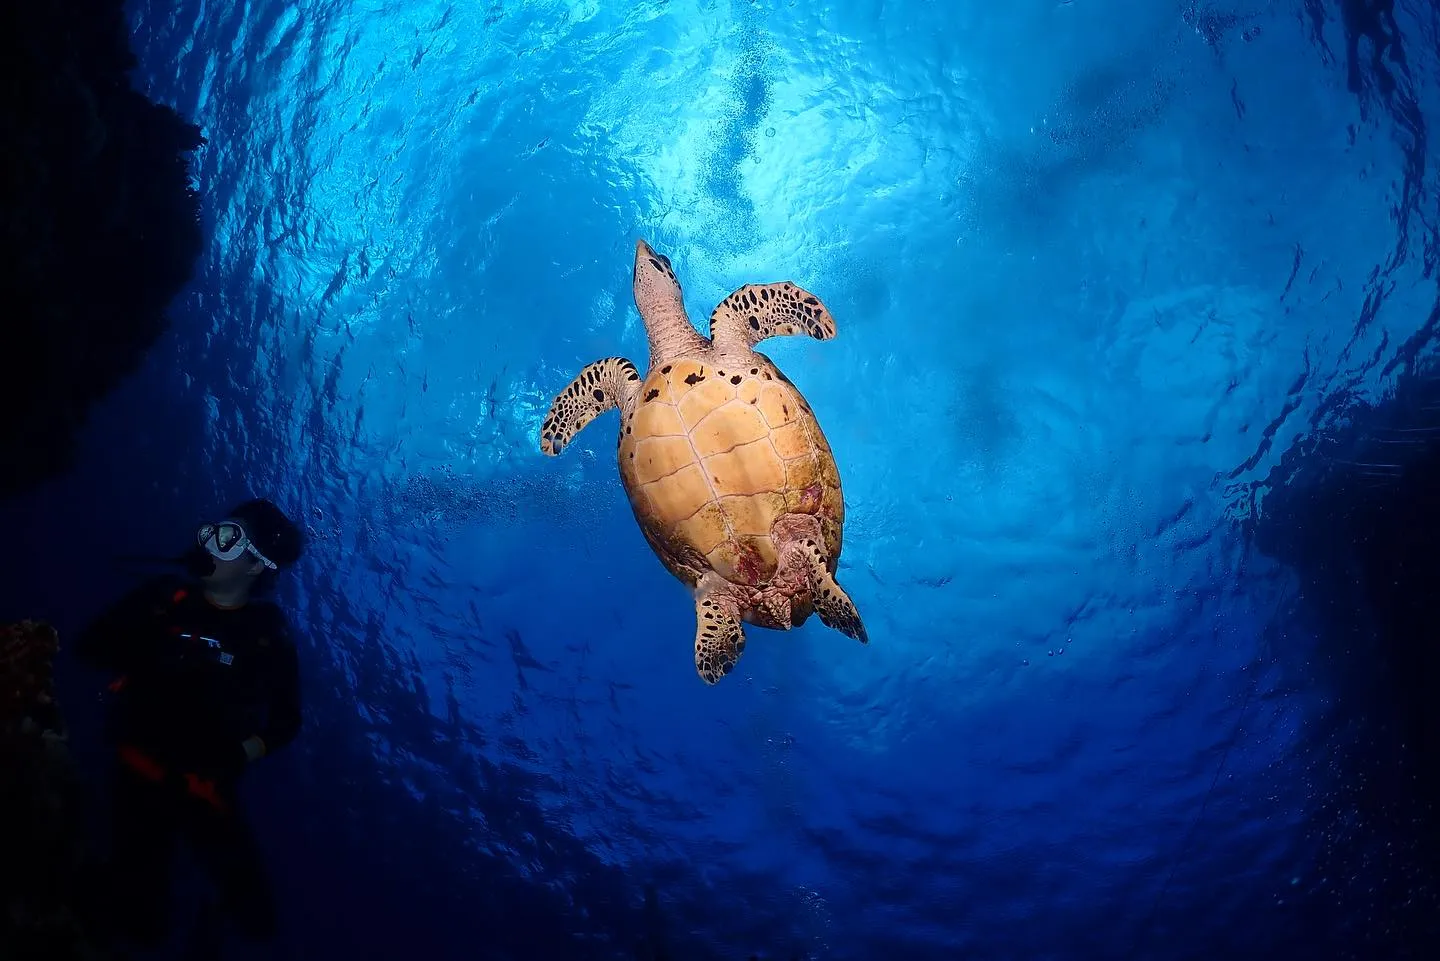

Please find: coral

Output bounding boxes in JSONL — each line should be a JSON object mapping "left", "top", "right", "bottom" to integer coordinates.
{"left": 1, "top": 620, "right": 114, "bottom": 960}
{"left": 1, "top": 620, "right": 61, "bottom": 731}
{"left": 0, "top": 0, "right": 204, "bottom": 499}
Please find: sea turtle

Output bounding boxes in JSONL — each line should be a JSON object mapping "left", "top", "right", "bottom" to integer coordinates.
{"left": 539, "top": 239, "right": 867, "bottom": 684}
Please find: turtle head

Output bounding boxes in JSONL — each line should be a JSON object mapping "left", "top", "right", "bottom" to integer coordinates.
{"left": 633, "top": 239, "right": 684, "bottom": 315}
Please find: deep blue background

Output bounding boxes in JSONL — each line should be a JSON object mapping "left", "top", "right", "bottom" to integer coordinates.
{"left": 4, "top": 1, "right": 1439, "bottom": 959}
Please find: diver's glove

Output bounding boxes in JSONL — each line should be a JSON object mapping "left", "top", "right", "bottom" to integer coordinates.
{"left": 240, "top": 735, "right": 267, "bottom": 763}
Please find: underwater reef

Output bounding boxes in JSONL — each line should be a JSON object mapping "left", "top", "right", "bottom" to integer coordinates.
{"left": 0, "top": 620, "right": 113, "bottom": 960}
{"left": 0, "top": 0, "right": 204, "bottom": 500}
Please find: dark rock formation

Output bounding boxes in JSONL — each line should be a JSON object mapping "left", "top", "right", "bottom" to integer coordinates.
{"left": 1246, "top": 366, "right": 1440, "bottom": 789}
{"left": 1244, "top": 362, "right": 1440, "bottom": 955}
{"left": 1, "top": 620, "right": 114, "bottom": 960}
{"left": 0, "top": 0, "right": 204, "bottom": 500}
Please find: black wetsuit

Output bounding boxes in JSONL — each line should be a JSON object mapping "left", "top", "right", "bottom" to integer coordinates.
{"left": 74, "top": 573, "right": 302, "bottom": 945}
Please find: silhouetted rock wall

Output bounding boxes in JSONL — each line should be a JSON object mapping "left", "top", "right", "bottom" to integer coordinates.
{"left": 1245, "top": 361, "right": 1440, "bottom": 954}
{"left": 1246, "top": 366, "right": 1440, "bottom": 780}
{"left": 0, "top": 0, "right": 204, "bottom": 500}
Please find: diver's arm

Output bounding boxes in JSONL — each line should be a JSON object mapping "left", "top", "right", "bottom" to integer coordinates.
{"left": 70, "top": 575, "right": 181, "bottom": 673}
{"left": 247, "top": 625, "right": 302, "bottom": 759}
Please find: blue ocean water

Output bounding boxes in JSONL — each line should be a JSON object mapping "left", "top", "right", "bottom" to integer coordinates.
{"left": 6, "top": 0, "right": 1440, "bottom": 958}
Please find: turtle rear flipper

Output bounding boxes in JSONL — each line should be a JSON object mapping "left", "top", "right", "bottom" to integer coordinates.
{"left": 708, "top": 282, "right": 838, "bottom": 351}
{"left": 694, "top": 580, "right": 746, "bottom": 684}
{"left": 795, "top": 538, "right": 867, "bottom": 644}
{"left": 540, "top": 357, "right": 642, "bottom": 455}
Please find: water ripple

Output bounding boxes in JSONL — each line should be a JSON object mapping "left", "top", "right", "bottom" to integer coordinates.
{"left": 110, "top": 0, "right": 1440, "bottom": 957}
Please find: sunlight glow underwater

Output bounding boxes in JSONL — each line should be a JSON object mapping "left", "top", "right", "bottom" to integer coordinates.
{"left": 117, "top": 0, "right": 1440, "bottom": 957}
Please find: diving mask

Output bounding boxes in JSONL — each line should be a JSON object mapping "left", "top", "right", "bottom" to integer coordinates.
{"left": 196, "top": 520, "right": 277, "bottom": 570}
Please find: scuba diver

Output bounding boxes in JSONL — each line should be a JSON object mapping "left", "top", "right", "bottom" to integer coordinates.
{"left": 73, "top": 498, "right": 305, "bottom": 956}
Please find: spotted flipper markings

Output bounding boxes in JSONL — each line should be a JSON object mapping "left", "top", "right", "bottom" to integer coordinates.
{"left": 540, "top": 357, "right": 641, "bottom": 456}
{"left": 800, "top": 539, "right": 868, "bottom": 644}
{"left": 694, "top": 590, "right": 746, "bottom": 684}
{"left": 708, "top": 282, "right": 838, "bottom": 347}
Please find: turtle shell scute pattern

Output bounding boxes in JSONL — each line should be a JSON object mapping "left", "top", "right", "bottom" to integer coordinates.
{"left": 617, "top": 356, "right": 844, "bottom": 587}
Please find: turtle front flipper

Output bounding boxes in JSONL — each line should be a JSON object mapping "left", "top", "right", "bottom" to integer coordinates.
{"left": 795, "top": 538, "right": 868, "bottom": 644}
{"left": 540, "top": 357, "right": 642, "bottom": 456}
{"left": 708, "top": 282, "right": 838, "bottom": 351}
{"left": 694, "top": 578, "right": 746, "bottom": 684}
